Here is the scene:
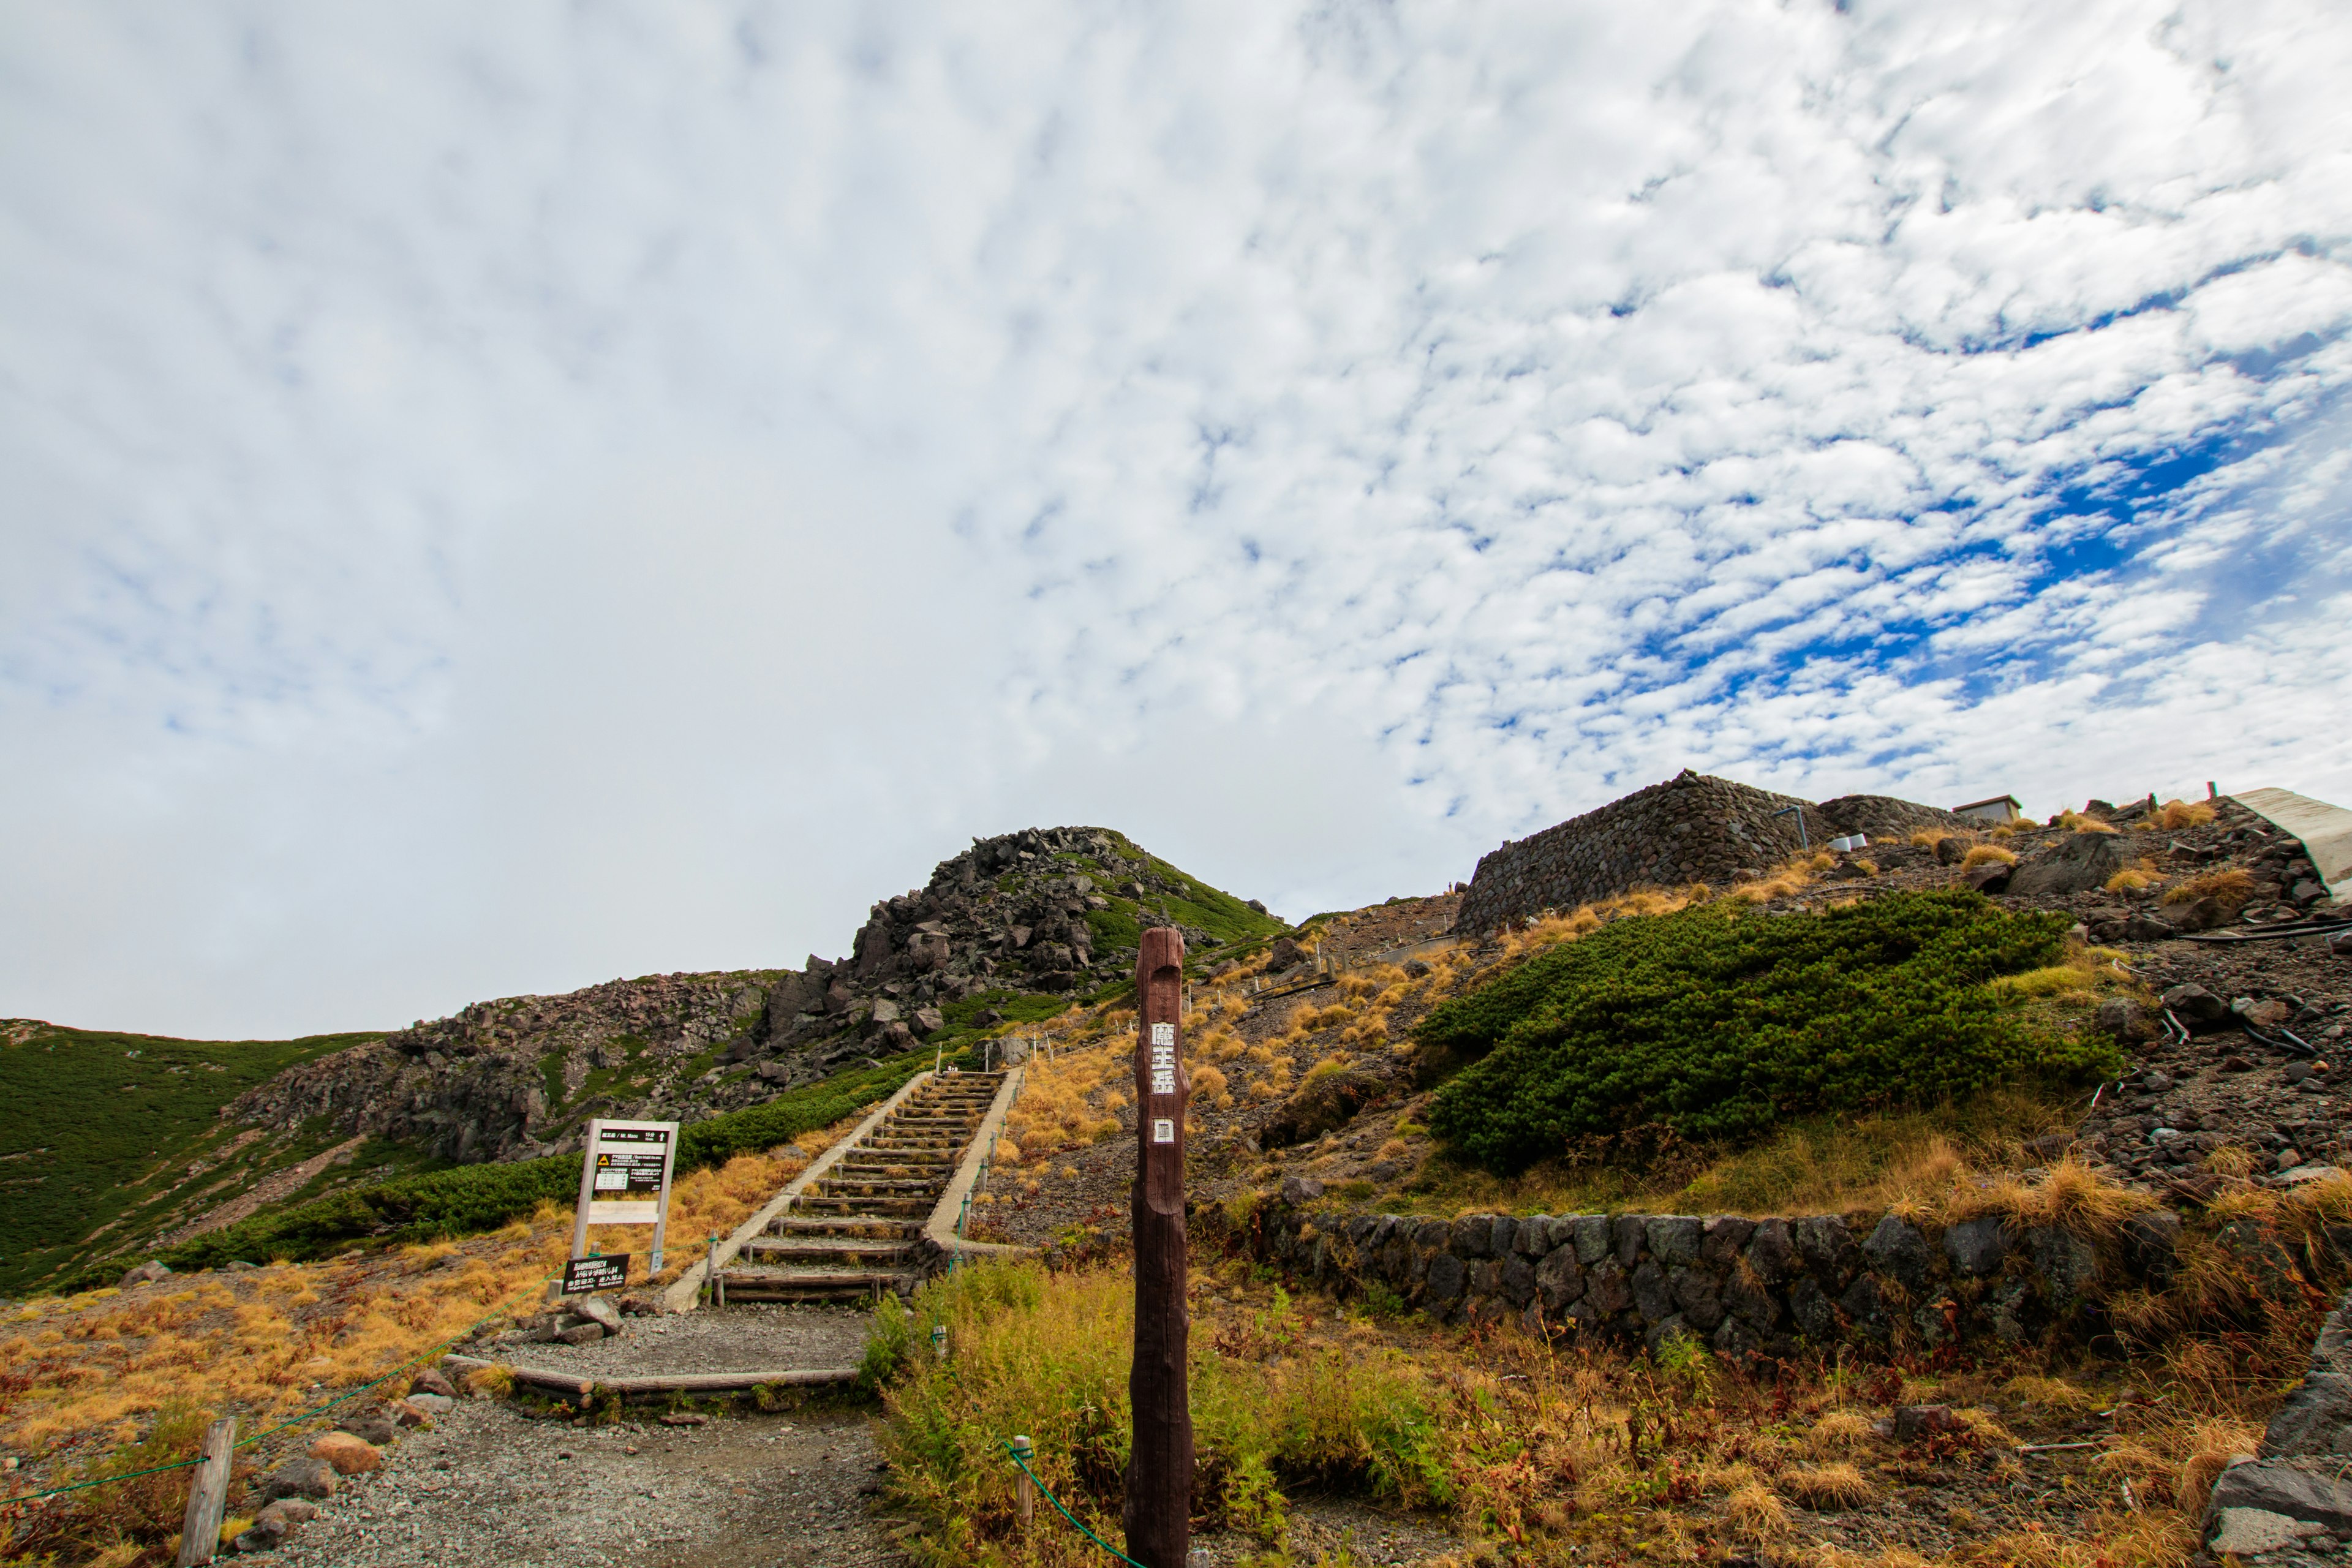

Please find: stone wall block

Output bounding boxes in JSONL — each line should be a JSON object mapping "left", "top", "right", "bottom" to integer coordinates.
{"left": 1515, "top": 1217, "right": 1553, "bottom": 1257}
{"left": 1451, "top": 1215, "right": 1495, "bottom": 1259}
{"left": 1612, "top": 1215, "right": 1648, "bottom": 1268}
{"left": 1796, "top": 1215, "right": 1859, "bottom": 1281}
{"left": 1632, "top": 1260, "right": 1674, "bottom": 1323}
{"left": 1414, "top": 1218, "right": 1451, "bottom": 1253}
{"left": 1790, "top": 1276, "right": 1836, "bottom": 1341}
{"left": 1501, "top": 1254, "right": 1537, "bottom": 1307}
{"left": 2025, "top": 1226, "right": 2098, "bottom": 1311}
{"left": 1863, "top": 1215, "right": 1934, "bottom": 1294}
{"left": 1424, "top": 1253, "right": 1467, "bottom": 1306}
{"left": 1537, "top": 1246, "right": 1585, "bottom": 1308}
{"left": 1700, "top": 1217, "right": 1756, "bottom": 1267}
{"left": 1670, "top": 1266, "right": 1725, "bottom": 1330}
{"left": 1943, "top": 1215, "right": 2009, "bottom": 1278}
{"left": 1570, "top": 1215, "right": 1611, "bottom": 1264}
{"left": 1647, "top": 1216, "right": 1703, "bottom": 1267}
{"left": 1744, "top": 1219, "right": 1796, "bottom": 1287}
{"left": 1586, "top": 1259, "right": 1634, "bottom": 1315}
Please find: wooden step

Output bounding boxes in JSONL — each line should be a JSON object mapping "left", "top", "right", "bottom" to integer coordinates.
{"left": 767, "top": 1215, "right": 921, "bottom": 1238}
{"left": 741, "top": 1237, "right": 912, "bottom": 1265}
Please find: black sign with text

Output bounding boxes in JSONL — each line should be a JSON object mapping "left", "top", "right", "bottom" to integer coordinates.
{"left": 562, "top": 1254, "right": 628, "bottom": 1295}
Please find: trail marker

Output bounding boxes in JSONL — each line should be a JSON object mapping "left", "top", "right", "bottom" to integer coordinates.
{"left": 1125, "top": 927, "right": 1192, "bottom": 1567}
{"left": 568, "top": 1118, "right": 679, "bottom": 1276}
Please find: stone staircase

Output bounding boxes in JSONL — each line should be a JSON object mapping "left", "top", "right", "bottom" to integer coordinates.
{"left": 717, "top": 1071, "right": 1006, "bottom": 1302}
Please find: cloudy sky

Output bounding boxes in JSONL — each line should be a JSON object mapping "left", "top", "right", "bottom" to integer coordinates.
{"left": 6, "top": 1, "right": 2350, "bottom": 1038}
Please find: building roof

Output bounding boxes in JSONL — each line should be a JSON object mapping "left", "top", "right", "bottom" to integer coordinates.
{"left": 1952, "top": 794, "right": 2022, "bottom": 812}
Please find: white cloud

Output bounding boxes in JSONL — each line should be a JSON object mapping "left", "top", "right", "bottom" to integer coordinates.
{"left": 3, "top": 0, "right": 2350, "bottom": 1036}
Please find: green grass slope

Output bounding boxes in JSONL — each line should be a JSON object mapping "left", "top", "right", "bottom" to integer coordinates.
{"left": 0, "top": 1022, "right": 377, "bottom": 1295}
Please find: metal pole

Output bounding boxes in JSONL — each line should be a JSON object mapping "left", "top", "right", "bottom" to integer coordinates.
{"left": 647, "top": 1123, "right": 677, "bottom": 1275}
{"left": 568, "top": 1118, "right": 603, "bottom": 1262}
{"left": 1125, "top": 927, "right": 1193, "bottom": 1567}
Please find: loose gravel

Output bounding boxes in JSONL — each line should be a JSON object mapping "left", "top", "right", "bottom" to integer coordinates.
{"left": 472, "top": 1300, "right": 871, "bottom": 1378}
{"left": 273, "top": 1396, "right": 908, "bottom": 1568}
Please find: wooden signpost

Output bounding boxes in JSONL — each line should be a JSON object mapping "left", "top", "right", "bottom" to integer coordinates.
{"left": 173, "top": 1415, "right": 235, "bottom": 1566}
{"left": 567, "top": 1118, "right": 680, "bottom": 1291}
{"left": 1125, "top": 927, "right": 1193, "bottom": 1568}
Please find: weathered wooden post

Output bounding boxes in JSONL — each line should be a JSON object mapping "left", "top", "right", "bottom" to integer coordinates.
{"left": 174, "top": 1415, "right": 236, "bottom": 1566}
{"left": 1125, "top": 927, "right": 1192, "bottom": 1567}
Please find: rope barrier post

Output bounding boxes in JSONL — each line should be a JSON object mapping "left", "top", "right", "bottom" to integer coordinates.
{"left": 173, "top": 1415, "right": 235, "bottom": 1567}
{"left": 931, "top": 1323, "right": 947, "bottom": 1362}
{"left": 1013, "top": 1434, "right": 1035, "bottom": 1526}
{"left": 1127, "top": 925, "right": 1193, "bottom": 1568}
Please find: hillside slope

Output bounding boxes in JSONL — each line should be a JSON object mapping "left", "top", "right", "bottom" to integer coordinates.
{"left": 8, "top": 824, "right": 1283, "bottom": 1294}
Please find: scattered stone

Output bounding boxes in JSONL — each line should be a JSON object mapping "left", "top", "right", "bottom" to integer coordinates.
{"left": 311, "top": 1431, "right": 382, "bottom": 1476}
{"left": 1278, "top": 1174, "right": 1326, "bottom": 1205}
{"left": 258, "top": 1455, "right": 340, "bottom": 1502}
{"left": 2095, "top": 998, "right": 2154, "bottom": 1041}
{"left": 2210, "top": 1506, "right": 2326, "bottom": 1555}
{"left": 117, "top": 1260, "right": 170, "bottom": 1288}
{"left": 2159, "top": 983, "right": 2229, "bottom": 1028}
{"left": 408, "top": 1367, "right": 459, "bottom": 1400}
{"left": 557, "top": 1323, "right": 606, "bottom": 1346}
{"left": 659, "top": 1412, "right": 708, "bottom": 1427}
{"left": 407, "top": 1392, "right": 454, "bottom": 1417}
{"left": 336, "top": 1412, "right": 399, "bottom": 1446}
{"left": 573, "top": 1295, "right": 624, "bottom": 1332}
{"left": 2206, "top": 1462, "right": 2352, "bottom": 1532}
{"left": 2009, "top": 831, "right": 2134, "bottom": 896}
{"left": 1893, "top": 1404, "right": 1964, "bottom": 1441}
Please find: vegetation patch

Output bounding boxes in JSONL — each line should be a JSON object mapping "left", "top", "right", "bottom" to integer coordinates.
{"left": 0, "top": 1023, "right": 375, "bottom": 1294}
{"left": 1419, "top": 890, "right": 2119, "bottom": 1175}
{"left": 59, "top": 1049, "right": 948, "bottom": 1289}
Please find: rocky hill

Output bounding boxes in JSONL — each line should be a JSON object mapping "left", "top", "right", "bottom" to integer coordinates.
{"left": 6, "top": 826, "right": 1283, "bottom": 1289}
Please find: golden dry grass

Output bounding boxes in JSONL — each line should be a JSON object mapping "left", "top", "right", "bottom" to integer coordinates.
{"left": 1782, "top": 1461, "right": 1874, "bottom": 1509}
{"left": 2162, "top": 867, "right": 2254, "bottom": 908}
{"left": 2103, "top": 866, "right": 2161, "bottom": 892}
{"left": 1962, "top": 844, "right": 2020, "bottom": 868}
{"left": 2148, "top": 799, "right": 2217, "bottom": 831}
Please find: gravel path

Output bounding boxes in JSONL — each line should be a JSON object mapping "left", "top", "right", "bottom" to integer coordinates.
{"left": 274, "top": 1398, "right": 909, "bottom": 1568}
{"left": 477, "top": 1302, "right": 871, "bottom": 1377}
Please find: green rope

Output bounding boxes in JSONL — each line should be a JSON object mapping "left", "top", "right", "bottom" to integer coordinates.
{"left": 7, "top": 1272, "right": 559, "bottom": 1506}
{"left": 1000, "top": 1439, "right": 1148, "bottom": 1568}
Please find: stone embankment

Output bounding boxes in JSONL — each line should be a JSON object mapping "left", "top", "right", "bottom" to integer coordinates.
{"left": 1239, "top": 1186, "right": 2304, "bottom": 1357}
{"left": 1453, "top": 770, "right": 1969, "bottom": 935}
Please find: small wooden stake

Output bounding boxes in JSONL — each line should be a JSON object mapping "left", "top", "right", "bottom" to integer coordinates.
{"left": 1013, "top": 1433, "right": 1035, "bottom": 1525}
{"left": 175, "top": 1416, "right": 235, "bottom": 1567}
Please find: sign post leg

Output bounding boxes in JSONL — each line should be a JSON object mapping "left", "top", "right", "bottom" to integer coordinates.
{"left": 1125, "top": 927, "right": 1192, "bottom": 1567}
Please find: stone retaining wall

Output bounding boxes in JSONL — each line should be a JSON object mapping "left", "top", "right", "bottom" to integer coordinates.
{"left": 1244, "top": 1194, "right": 2215, "bottom": 1356}
{"left": 1455, "top": 771, "right": 1832, "bottom": 935}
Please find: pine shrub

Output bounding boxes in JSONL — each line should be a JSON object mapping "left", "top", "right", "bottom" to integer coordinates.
{"left": 1420, "top": 890, "right": 2116, "bottom": 1174}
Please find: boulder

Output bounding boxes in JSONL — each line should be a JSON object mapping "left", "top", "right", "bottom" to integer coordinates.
{"left": 1423, "top": 1253, "right": 1467, "bottom": 1306}
{"left": 1267, "top": 937, "right": 1304, "bottom": 970}
{"left": 1894, "top": 1404, "right": 1964, "bottom": 1441}
{"left": 118, "top": 1261, "right": 170, "bottom": 1288}
{"left": 2207, "top": 1462, "right": 2352, "bottom": 1532}
{"left": 2209, "top": 1507, "right": 2326, "bottom": 1556}
{"left": 2264, "top": 1374, "right": 2352, "bottom": 1457}
{"left": 557, "top": 1322, "right": 605, "bottom": 1346}
{"left": 911, "top": 1006, "right": 945, "bottom": 1036}
{"left": 335, "top": 1412, "right": 399, "bottom": 1446}
{"left": 1964, "top": 862, "right": 2013, "bottom": 894}
{"left": 1743, "top": 1219, "right": 1796, "bottom": 1287}
{"left": 1259, "top": 1069, "right": 1386, "bottom": 1150}
{"left": 1644, "top": 1216, "right": 1703, "bottom": 1267}
{"left": 2159, "top": 982, "right": 2230, "bottom": 1028}
{"left": 2026, "top": 1226, "right": 2098, "bottom": 1309}
{"left": 1943, "top": 1215, "right": 2009, "bottom": 1278}
{"left": 408, "top": 1366, "right": 458, "bottom": 1400}
{"left": 1934, "top": 835, "right": 1969, "bottom": 865}
{"left": 1863, "top": 1215, "right": 1933, "bottom": 1294}
{"left": 2010, "top": 832, "right": 2134, "bottom": 897}
{"left": 574, "top": 1295, "right": 624, "bottom": 1332}
{"left": 1278, "top": 1174, "right": 1325, "bottom": 1205}
{"left": 1631, "top": 1261, "right": 1674, "bottom": 1323}
{"left": 1536, "top": 1246, "right": 1585, "bottom": 1309}
{"left": 257, "top": 1456, "right": 339, "bottom": 1502}
{"left": 310, "top": 1431, "right": 382, "bottom": 1475}
{"left": 2095, "top": 998, "right": 2155, "bottom": 1042}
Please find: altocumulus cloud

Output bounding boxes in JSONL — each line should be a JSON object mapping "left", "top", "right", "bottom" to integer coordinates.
{"left": 2, "top": 1, "right": 2348, "bottom": 1036}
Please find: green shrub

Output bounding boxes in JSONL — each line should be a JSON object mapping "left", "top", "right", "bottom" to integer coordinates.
{"left": 1421, "top": 890, "right": 2117, "bottom": 1174}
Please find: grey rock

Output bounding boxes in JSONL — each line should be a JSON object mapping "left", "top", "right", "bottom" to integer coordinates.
{"left": 1743, "top": 1219, "right": 1796, "bottom": 1287}
{"left": 1450, "top": 1215, "right": 1494, "bottom": 1258}
{"left": 406, "top": 1392, "right": 454, "bottom": 1415}
{"left": 1863, "top": 1215, "right": 1933, "bottom": 1294}
{"left": 573, "top": 1295, "right": 624, "bottom": 1332}
{"left": 1346, "top": 1215, "right": 1381, "bottom": 1248}
{"left": 1790, "top": 1276, "right": 1836, "bottom": 1341}
{"left": 1965, "top": 862, "right": 2012, "bottom": 894}
{"left": 1572, "top": 1215, "right": 1613, "bottom": 1265}
{"left": 1943, "top": 1215, "right": 2010, "bottom": 1278}
{"left": 258, "top": 1456, "right": 340, "bottom": 1502}
{"left": 1584, "top": 1259, "right": 1633, "bottom": 1316}
{"left": 1468, "top": 1259, "right": 1501, "bottom": 1298}
{"left": 336, "top": 1414, "right": 399, "bottom": 1446}
{"left": 1487, "top": 1216, "right": 1518, "bottom": 1256}
{"left": 1500, "top": 1254, "right": 1537, "bottom": 1307}
{"left": 1894, "top": 1403, "right": 1963, "bottom": 1441}
{"left": 1413, "top": 1218, "right": 1450, "bottom": 1251}
{"left": 1536, "top": 1245, "right": 1585, "bottom": 1308}
{"left": 1700, "top": 1217, "right": 1756, "bottom": 1267}
{"left": 1645, "top": 1216, "right": 1703, "bottom": 1267}
{"left": 557, "top": 1322, "right": 605, "bottom": 1346}
{"left": 1838, "top": 1273, "right": 1887, "bottom": 1334}
{"left": 1725, "top": 1267, "right": 1782, "bottom": 1330}
{"left": 2010, "top": 831, "right": 2134, "bottom": 896}
{"left": 2026, "top": 1226, "right": 2098, "bottom": 1310}
{"left": 1515, "top": 1216, "right": 1553, "bottom": 1257}
{"left": 1423, "top": 1253, "right": 1467, "bottom": 1305}
{"left": 2264, "top": 1374, "right": 2352, "bottom": 1458}
{"left": 118, "top": 1260, "right": 171, "bottom": 1289}
{"left": 2122, "top": 1210, "right": 2182, "bottom": 1283}
{"left": 1280, "top": 1174, "right": 1325, "bottom": 1205}
{"left": 1631, "top": 1260, "right": 1674, "bottom": 1324}
{"left": 2207, "top": 1463, "right": 2352, "bottom": 1532}
{"left": 2209, "top": 1507, "right": 2326, "bottom": 1556}
{"left": 2160, "top": 982, "right": 2229, "bottom": 1027}
{"left": 1711, "top": 1315, "right": 1760, "bottom": 1357}
{"left": 1795, "top": 1215, "right": 1858, "bottom": 1280}
{"left": 1669, "top": 1266, "right": 1725, "bottom": 1331}
{"left": 1611, "top": 1214, "right": 1647, "bottom": 1267}
{"left": 911, "top": 1006, "right": 945, "bottom": 1036}
{"left": 2096, "top": 997, "right": 2155, "bottom": 1040}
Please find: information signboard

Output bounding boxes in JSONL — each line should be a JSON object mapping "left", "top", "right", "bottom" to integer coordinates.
{"left": 568, "top": 1118, "right": 679, "bottom": 1276}
{"left": 562, "top": 1254, "right": 628, "bottom": 1295}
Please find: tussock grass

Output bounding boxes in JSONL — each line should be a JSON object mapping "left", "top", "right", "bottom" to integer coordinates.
{"left": 2054, "top": 811, "right": 2120, "bottom": 834}
{"left": 1962, "top": 845, "right": 2019, "bottom": 869}
{"left": 2146, "top": 799, "right": 2217, "bottom": 831}
{"left": 1782, "top": 1461, "right": 1874, "bottom": 1509}
{"left": 2104, "top": 867, "right": 2162, "bottom": 893}
{"left": 2162, "top": 868, "right": 2253, "bottom": 909}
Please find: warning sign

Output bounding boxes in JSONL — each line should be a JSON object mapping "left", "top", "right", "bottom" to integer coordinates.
{"left": 562, "top": 1254, "right": 628, "bottom": 1295}
{"left": 570, "top": 1117, "right": 680, "bottom": 1274}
